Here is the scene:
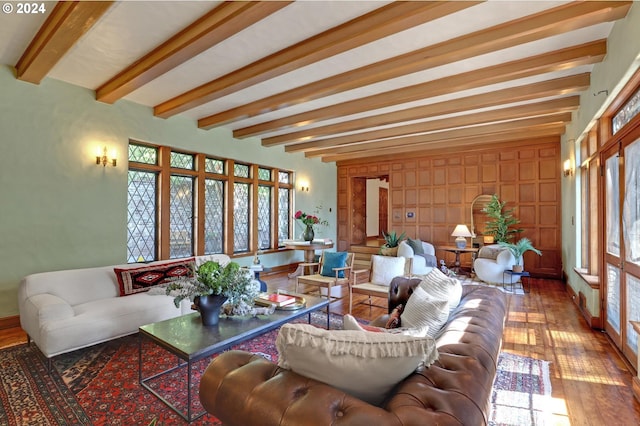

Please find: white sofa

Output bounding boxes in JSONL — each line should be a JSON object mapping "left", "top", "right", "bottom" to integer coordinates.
{"left": 473, "top": 245, "right": 521, "bottom": 285}
{"left": 18, "top": 254, "right": 230, "bottom": 358}
{"left": 397, "top": 239, "right": 436, "bottom": 275}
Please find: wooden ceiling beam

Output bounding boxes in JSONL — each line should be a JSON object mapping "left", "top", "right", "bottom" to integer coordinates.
{"left": 15, "top": 1, "right": 114, "bottom": 84}
{"left": 200, "top": 1, "right": 629, "bottom": 130}
{"left": 269, "top": 76, "right": 587, "bottom": 146}
{"left": 322, "top": 126, "right": 566, "bottom": 163}
{"left": 307, "top": 114, "right": 571, "bottom": 158}
{"left": 239, "top": 40, "right": 605, "bottom": 138}
{"left": 155, "top": 1, "right": 475, "bottom": 118}
{"left": 96, "top": 1, "right": 289, "bottom": 104}
{"left": 334, "top": 136, "right": 561, "bottom": 166}
{"left": 286, "top": 97, "right": 579, "bottom": 153}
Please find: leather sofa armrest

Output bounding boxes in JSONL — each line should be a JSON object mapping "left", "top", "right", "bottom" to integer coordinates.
{"left": 200, "top": 350, "right": 403, "bottom": 426}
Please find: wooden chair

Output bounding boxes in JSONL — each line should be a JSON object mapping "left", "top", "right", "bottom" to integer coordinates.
{"left": 349, "top": 255, "right": 412, "bottom": 314}
{"left": 296, "top": 252, "right": 355, "bottom": 317}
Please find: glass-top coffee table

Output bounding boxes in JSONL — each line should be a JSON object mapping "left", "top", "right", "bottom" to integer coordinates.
{"left": 138, "top": 292, "right": 329, "bottom": 422}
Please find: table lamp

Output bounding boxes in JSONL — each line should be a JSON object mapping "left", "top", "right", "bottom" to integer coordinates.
{"left": 451, "top": 224, "right": 473, "bottom": 249}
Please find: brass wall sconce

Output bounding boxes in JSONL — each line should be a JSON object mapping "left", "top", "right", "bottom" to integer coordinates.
{"left": 96, "top": 146, "right": 117, "bottom": 167}
{"left": 563, "top": 159, "right": 573, "bottom": 177}
{"left": 299, "top": 185, "right": 309, "bottom": 192}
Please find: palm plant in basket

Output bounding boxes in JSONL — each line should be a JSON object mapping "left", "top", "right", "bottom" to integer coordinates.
{"left": 380, "top": 231, "right": 406, "bottom": 256}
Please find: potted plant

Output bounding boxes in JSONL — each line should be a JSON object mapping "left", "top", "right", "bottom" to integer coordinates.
{"left": 166, "top": 260, "right": 259, "bottom": 325}
{"left": 380, "top": 231, "right": 406, "bottom": 256}
{"left": 482, "top": 194, "right": 522, "bottom": 243}
{"left": 498, "top": 238, "right": 542, "bottom": 272}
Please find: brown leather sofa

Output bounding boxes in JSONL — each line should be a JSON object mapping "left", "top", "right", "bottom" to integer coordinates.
{"left": 199, "top": 278, "right": 507, "bottom": 425}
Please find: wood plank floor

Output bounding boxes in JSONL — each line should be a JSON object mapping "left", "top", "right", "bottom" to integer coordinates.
{"left": 3, "top": 272, "right": 640, "bottom": 425}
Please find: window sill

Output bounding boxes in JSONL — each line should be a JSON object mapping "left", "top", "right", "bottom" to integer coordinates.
{"left": 574, "top": 268, "right": 600, "bottom": 289}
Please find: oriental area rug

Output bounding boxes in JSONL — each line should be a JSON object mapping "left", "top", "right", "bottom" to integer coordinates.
{"left": 1, "top": 313, "right": 550, "bottom": 425}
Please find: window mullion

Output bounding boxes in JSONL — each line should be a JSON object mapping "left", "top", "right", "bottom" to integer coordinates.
{"left": 158, "top": 146, "right": 172, "bottom": 260}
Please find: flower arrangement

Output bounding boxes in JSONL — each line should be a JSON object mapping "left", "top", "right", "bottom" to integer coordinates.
{"left": 165, "top": 260, "right": 259, "bottom": 309}
{"left": 294, "top": 210, "right": 329, "bottom": 227}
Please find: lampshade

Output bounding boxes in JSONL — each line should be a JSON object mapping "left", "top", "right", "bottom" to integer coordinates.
{"left": 451, "top": 224, "right": 472, "bottom": 249}
{"left": 451, "top": 224, "right": 472, "bottom": 237}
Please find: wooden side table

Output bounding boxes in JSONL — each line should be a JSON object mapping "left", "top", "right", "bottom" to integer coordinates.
{"left": 439, "top": 246, "right": 479, "bottom": 276}
{"left": 284, "top": 241, "right": 334, "bottom": 278}
{"left": 502, "top": 270, "right": 531, "bottom": 293}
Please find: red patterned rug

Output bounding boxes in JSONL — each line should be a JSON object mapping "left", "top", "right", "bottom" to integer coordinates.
{"left": 489, "top": 352, "right": 553, "bottom": 426}
{"left": 1, "top": 313, "right": 550, "bottom": 425}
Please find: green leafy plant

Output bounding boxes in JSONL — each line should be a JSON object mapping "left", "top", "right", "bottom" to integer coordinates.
{"left": 382, "top": 230, "right": 406, "bottom": 248}
{"left": 166, "top": 260, "right": 258, "bottom": 308}
{"left": 482, "top": 194, "right": 522, "bottom": 243}
{"left": 498, "top": 238, "right": 542, "bottom": 265}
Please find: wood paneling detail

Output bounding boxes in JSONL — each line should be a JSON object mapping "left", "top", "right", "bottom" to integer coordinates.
{"left": 337, "top": 139, "right": 562, "bottom": 278}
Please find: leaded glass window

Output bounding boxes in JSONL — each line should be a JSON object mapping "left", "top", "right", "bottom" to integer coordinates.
{"left": 171, "top": 152, "right": 194, "bottom": 170}
{"left": 258, "top": 168, "right": 271, "bottom": 181}
{"left": 205, "top": 179, "right": 224, "bottom": 254}
{"left": 126, "top": 141, "right": 293, "bottom": 259}
{"left": 613, "top": 87, "right": 640, "bottom": 134}
{"left": 169, "top": 175, "right": 194, "bottom": 258}
{"left": 258, "top": 185, "right": 272, "bottom": 249}
{"left": 278, "top": 187, "right": 291, "bottom": 245}
{"left": 233, "top": 182, "right": 250, "bottom": 252}
{"left": 127, "top": 170, "right": 157, "bottom": 262}
{"left": 234, "top": 163, "right": 250, "bottom": 178}
{"left": 129, "top": 144, "right": 157, "bottom": 165}
{"left": 205, "top": 158, "right": 224, "bottom": 174}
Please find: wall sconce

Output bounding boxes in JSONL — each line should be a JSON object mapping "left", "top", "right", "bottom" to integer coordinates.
{"left": 563, "top": 159, "right": 573, "bottom": 177}
{"left": 299, "top": 185, "right": 309, "bottom": 192}
{"left": 96, "top": 146, "right": 117, "bottom": 167}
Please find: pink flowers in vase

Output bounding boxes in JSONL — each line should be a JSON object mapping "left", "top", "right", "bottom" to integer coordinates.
{"left": 294, "top": 210, "right": 328, "bottom": 227}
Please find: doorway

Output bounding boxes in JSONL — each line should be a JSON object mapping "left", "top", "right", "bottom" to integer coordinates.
{"left": 350, "top": 176, "right": 389, "bottom": 246}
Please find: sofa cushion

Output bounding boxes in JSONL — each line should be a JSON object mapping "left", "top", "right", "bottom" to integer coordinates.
{"left": 406, "top": 238, "right": 425, "bottom": 254}
{"left": 417, "top": 268, "right": 463, "bottom": 312}
{"left": 276, "top": 323, "right": 437, "bottom": 405}
{"left": 114, "top": 258, "right": 195, "bottom": 296}
{"left": 400, "top": 285, "right": 449, "bottom": 337}
{"left": 321, "top": 251, "right": 348, "bottom": 278}
{"left": 370, "top": 255, "right": 405, "bottom": 286}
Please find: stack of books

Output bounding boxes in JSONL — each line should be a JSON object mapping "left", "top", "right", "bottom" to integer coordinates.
{"left": 254, "top": 292, "right": 297, "bottom": 308}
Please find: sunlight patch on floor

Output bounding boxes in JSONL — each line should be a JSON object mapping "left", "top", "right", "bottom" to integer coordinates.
{"left": 554, "top": 352, "right": 626, "bottom": 385}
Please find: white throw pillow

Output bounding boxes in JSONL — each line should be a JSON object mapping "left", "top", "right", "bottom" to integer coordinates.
{"left": 276, "top": 323, "right": 438, "bottom": 405}
{"left": 417, "top": 268, "right": 463, "bottom": 313}
{"left": 342, "top": 314, "right": 429, "bottom": 337}
{"left": 400, "top": 286, "right": 449, "bottom": 338}
{"left": 370, "top": 255, "right": 406, "bottom": 286}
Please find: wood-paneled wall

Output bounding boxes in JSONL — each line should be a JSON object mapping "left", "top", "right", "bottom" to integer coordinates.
{"left": 337, "top": 138, "right": 562, "bottom": 278}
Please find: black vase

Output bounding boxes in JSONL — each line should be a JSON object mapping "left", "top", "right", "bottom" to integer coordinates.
{"left": 194, "top": 294, "right": 227, "bottom": 326}
{"left": 303, "top": 224, "right": 315, "bottom": 241}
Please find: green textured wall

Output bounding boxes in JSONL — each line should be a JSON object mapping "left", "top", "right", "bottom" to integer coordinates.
{"left": 0, "top": 65, "right": 336, "bottom": 317}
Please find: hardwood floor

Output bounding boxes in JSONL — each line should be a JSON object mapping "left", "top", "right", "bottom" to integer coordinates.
{"left": 3, "top": 272, "right": 640, "bottom": 425}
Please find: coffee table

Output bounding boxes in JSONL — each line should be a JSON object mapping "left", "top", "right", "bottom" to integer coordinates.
{"left": 138, "top": 292, "right": 329, "bottom": 422}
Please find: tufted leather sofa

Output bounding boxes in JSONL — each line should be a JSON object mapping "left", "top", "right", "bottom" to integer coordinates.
{"left": 199, "top": 278, "right": 507, "bottom": 426}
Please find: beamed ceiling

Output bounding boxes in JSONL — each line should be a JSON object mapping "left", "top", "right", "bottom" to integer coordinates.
{"left": 0, "top": 1, "right": 634, "bottom": 163}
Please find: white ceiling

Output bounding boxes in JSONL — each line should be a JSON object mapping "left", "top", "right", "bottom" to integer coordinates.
{"left": 0, "top": 1, "right": 635, "bottom": 162}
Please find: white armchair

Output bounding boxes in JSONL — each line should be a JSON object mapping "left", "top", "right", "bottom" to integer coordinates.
{"left": 397, "top": 239, "right": 436, "bottom": 275}
{"left": 473, "top": 245, "right": 522, "bottom": 284}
